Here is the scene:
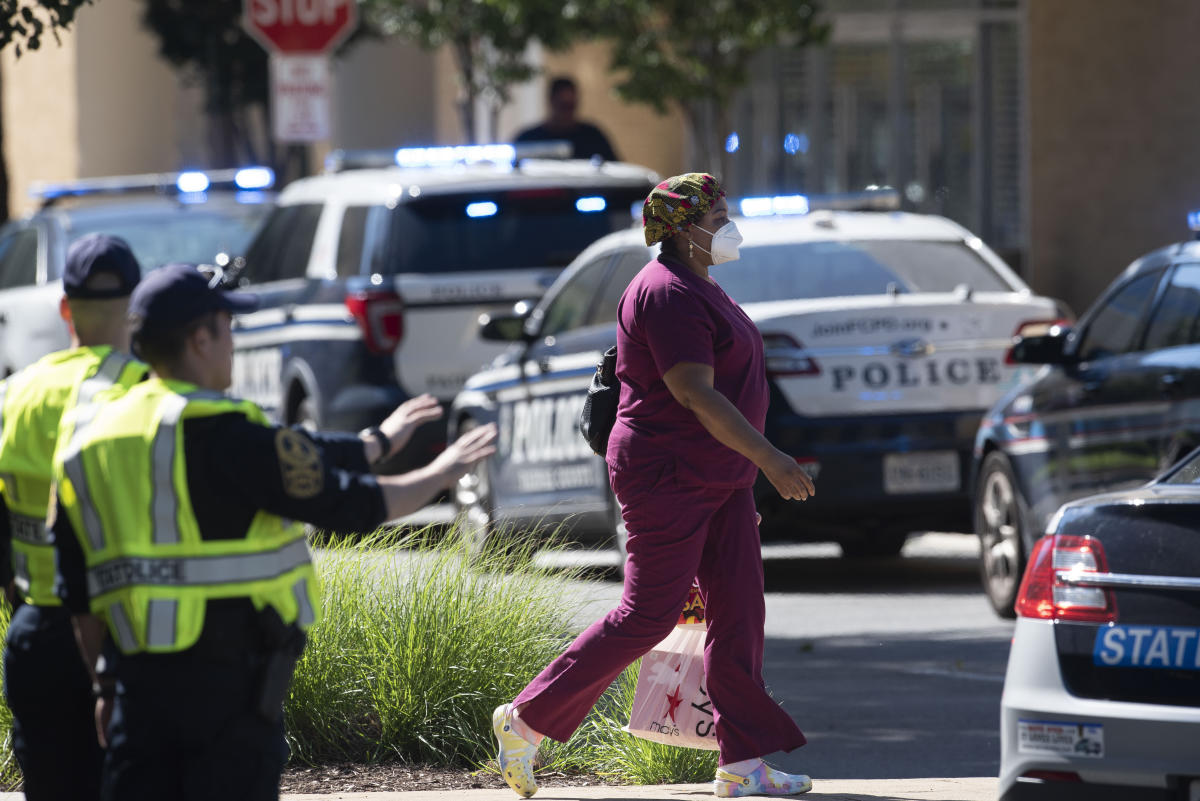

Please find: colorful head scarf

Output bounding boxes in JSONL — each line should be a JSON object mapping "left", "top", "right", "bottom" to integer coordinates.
{"left": 641, "top": 172, "right": 725, "bottom": 246}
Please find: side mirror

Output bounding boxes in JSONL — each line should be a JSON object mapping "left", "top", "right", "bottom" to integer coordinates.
{"left": 479, "top": 300, "right": 538, "bottom": 342}
{"left": 1006, "top": 324, "right": 1073, "bottom": 365}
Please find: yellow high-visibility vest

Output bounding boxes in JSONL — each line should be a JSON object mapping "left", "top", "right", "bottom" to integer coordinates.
{"left": 54, "top": 377, "right": 321, "bottom": 655}
{"left": 0, "top": 347, "right": 145, "bottom": 606}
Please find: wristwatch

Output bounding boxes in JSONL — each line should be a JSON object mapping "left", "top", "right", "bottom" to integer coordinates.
{"left": 362, "top": 426, "right": 390, "bottom": 463}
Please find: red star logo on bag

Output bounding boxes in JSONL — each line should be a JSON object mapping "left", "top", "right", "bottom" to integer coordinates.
{"left": 665, "top": 686, "right": 683, "bottom": 723}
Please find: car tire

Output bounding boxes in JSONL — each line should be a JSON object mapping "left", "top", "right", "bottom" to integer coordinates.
{"left": 838, "top": 529, "right": 909, "bottom": 559}
{"left": 294, "top": 397, "right": 320, "bottom": 432}
{"left": 975, "top": 450, "right": 1030, "bottom": 618}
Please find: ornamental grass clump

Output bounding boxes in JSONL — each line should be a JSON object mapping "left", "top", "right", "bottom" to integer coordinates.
{"left": 285, "top": 525, "right": 585, "bottom": 767}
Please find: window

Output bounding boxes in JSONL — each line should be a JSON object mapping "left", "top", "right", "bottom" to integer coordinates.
{"left": 709, "top": 239, "right": 1011, "bottom": 304}
{"left": 241, "top": 204, "right": 323, "bottom": 284}
{"left": 335, "top": 206, "right": 371, "bottom": 278}
{"left": 66, "top": 203, "right": 270, "bottom": 271}
{"left": 588, "top": 248, "right": 652, "bottom": 326}
{"left": 383, "top": 186, "right": 649, "bottom": 274}
{"left": 538, "top": 255, "right": 613, "bottom": 337}
{"left": 0, "top": 227, "right": 39, "bottom": 289}
{"left": 1075, "top": 272, "right": 1160, "bottom": 362}
{"left": 1142, "top": 264, "right": 1200, "bottom": 350}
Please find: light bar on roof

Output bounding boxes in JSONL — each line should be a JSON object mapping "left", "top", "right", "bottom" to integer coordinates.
{"left": 29, "top": 166, "right": 275, "bottom": 204}
{"left": 325, "top": 141, "right": 574, "bottom": 173}
{"left": 235, "top": 167, "right": 275, "bottom": 190}
{"left": 736, "top": 188, "right": 901, "bottom": 217}
{"left": 176, "top": 171, "right": 211, "bottom": 194}
{"left": 1188, "top": 210, "right": 1200, "bottom": 232}
{"left": 739, "top": 195, "right": 810, "bottom": 217}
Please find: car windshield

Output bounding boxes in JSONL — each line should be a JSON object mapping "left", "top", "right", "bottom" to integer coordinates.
{"left": 65, "top": 202, "right": 271, "bottom": 271}
{"left": 710, "top": 239, "right": 1013, "bottom": 304}
{"left": 384, "top": 186, "right": 649, "bottom": 272}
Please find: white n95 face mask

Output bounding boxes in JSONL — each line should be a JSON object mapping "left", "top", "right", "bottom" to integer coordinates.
{"left": 692, "top": 221, "right": 743, "bottom": 264}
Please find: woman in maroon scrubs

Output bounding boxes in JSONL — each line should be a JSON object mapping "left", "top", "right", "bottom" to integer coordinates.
{"left": 493, "top": 174, "right": 816, "bottom": 798}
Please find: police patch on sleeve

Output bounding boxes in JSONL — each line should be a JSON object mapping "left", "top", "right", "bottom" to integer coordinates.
{"left": 275, "top": 429, "right": 324, "bottom": 499}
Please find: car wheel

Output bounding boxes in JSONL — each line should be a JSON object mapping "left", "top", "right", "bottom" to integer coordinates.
{"left": 838, "top": 529, "right": 909, "bottom": 559}
{"left": 975, "top": 450, "right": 1029, "bottom": 618}
{"left": 451, "top": 418, "right": 498, "bottom": 557}
{"left": 294, "top": 397, "right": 320, "bottom": 432}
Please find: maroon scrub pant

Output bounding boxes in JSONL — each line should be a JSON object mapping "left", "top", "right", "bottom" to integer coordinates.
{"left": 513, "top": 466, "right": 806, "bottom": 765}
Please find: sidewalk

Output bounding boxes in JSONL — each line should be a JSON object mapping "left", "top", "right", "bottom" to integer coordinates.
{"left": 281, "top": 777, "right": 996, "bottom": 800}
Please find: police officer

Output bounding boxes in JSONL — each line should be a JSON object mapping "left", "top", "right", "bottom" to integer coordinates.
{"left": 0, "top": 234, "right": 146, "bottom": 801}
{"left": 51, "top": 263, "right": 497, "bottom": 801}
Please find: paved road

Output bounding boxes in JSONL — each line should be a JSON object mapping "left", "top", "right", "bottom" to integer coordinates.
{"left": 531, "top": 531, "right": 1012, "bottom": 783}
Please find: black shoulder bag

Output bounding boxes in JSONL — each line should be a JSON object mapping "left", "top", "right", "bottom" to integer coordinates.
{"left": 579, "top": 345, "right": 620, "bottom": 456}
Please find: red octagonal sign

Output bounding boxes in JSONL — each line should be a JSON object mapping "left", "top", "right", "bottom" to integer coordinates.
{"left": 244, "top": 0, "right": 358, "bottom": 54}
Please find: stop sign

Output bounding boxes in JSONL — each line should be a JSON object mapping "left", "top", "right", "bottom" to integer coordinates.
{"left": 244, "top": 0, "right": 358, "bottom": 54}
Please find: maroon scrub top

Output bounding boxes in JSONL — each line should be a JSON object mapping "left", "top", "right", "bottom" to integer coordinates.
{"left": 606, "top": 254, "right": 768, "bottom": 488}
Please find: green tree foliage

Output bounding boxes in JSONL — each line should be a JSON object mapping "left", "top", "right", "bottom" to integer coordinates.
{"left": 595, "top": 0, "right": 829, "bottom": 178}
{"left": 362, "top": 0, "right": 589, "bottom": 143}
{"left": 0, "top": 0, "right": 92, "bottom": 55}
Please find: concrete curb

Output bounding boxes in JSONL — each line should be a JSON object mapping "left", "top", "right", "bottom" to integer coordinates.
{"left": 280, "top": 777, "right": 996, "bottom": 800}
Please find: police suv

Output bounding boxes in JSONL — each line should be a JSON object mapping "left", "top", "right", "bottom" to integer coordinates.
{"left": 450, "top": 191, "right": 1065, "bottom": 556}
{"left": 227, "top": 143, "right": 657, "bottom": 470}
{"left": 0, "top": 168, "right": 274, "bottom": 377}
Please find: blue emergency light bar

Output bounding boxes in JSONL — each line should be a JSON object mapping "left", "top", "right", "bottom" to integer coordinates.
{"left": 1188, "top": 210, "right": 1200, "bottom": 233}
{"left": 466, "top": 201, "right": 499, "bottom": 218}
{"left": 576, "top": 196, "right": 607, "bottom": 213}
{"left": 737, "top": 187, "right": 901, "bottom": 217}
{"left": 325, "top": 141, "right": 574, "bottom": 173}
{"left": 31, "top": 167, "right": 275, "bottom": 206}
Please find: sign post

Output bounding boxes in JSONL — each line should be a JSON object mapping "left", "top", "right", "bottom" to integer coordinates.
{"left": 243, "top": 0, "right": 358, "bottom": 144}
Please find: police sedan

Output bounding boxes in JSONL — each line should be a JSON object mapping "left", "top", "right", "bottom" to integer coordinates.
{"left": 999, "top": 450, "right": 1200, "bottom": 800}
{"left": 449, "top": 191, "right": 1063, "bottom": 556}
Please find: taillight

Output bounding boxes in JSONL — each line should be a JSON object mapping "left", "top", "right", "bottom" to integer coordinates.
{"left": 1015, "top": 534, "right": 1116, "bottom": 623}
{"left": 1004, "top": 318, "right": 1071, "bottom": 365}
{"left": 761, "top": 332, "right": 820, "bottom": 377}
{"left": 345, "top": 290, "right": 404, "bottom": 354}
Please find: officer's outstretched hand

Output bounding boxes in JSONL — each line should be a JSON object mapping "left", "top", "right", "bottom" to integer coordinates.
{"left": 380, "top": 394, "right": 444, "bottom": 457}
{"left": 431, "top": 423, "right": 497, "bottom": 488}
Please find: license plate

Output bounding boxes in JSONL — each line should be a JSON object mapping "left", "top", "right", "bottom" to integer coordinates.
{"left": 883, "top": 451, "right": 960, "bottom": 494}
{"left": 1093, "top": 625, "right": 1200, "bottom": 670}
{"left": 1017, "top": 719, "right": 1104, "bottom": 758}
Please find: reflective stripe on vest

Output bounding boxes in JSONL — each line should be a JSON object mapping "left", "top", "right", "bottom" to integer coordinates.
{"left": 292, "top": 576, "right": 315, "bottom": 627}
{"left": 146, "top": 598, "right": 178, "bottom": 648}
{"left": 150, "top": 393, "right": 188, "bottom": 545}
{"left": 9, "top": 511, "right": 49, "bottom": 545}
{"left": 0, "top": 378, "right": 11, "bottom": 504}
{"left": 87, "top": 537, "right": 313, "bottom": 598}
{"left": 109, "top": 601, "right": 139, "bottom": 652}
{"left": 12, "top": 551, "right": 28, "bottom": 594}
{"left": 62, "top": 448, "right": 107, "bottom": 552}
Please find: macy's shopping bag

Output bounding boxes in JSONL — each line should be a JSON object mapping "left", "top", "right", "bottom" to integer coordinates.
{"left": 624, "top": 585, "right": 718, "bottom": 750}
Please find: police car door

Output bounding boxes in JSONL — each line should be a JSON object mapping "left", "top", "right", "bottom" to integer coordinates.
{"left": 1134, "top": 262, "right": 1200, "bottom": 470}
{"left": 1053, "top": 268, "right": 1164, "bottom": 503}
{"left": 0, "top": 222, "right": 61, "bottom": 377}
{"left": 499, "top": 251, "right": 618, "bottom": 530}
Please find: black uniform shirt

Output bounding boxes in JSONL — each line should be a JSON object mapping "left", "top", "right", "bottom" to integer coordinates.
{"left": 514, "top": 121, "right": 618, "bottom": 162}
{"left": 55, "top": 413, "right": 387, "bottom": 614}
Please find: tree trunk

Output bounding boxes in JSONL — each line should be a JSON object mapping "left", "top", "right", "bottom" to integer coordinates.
{"left": 454, "top": 39, "right": 478, "bottom": 144}
{"left": 714, "top": 100, "right": 733, "bottom": 187}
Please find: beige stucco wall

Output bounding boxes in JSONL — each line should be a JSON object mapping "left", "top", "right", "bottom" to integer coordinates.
{"left": 1028, "top": 0, "right": 1200, "bottom": 315}
{"left": 2, "top": 22, "right": 79, "bottom": 217}
{"left": 333, "top": 38, "right": 436, "bottom": 148}
{"left": 75, "top": 0, "right": 197, "bottom": 179}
